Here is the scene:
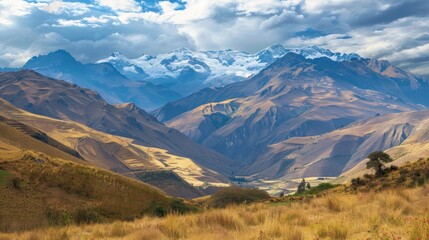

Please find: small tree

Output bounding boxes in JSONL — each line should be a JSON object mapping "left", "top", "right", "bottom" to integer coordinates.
{"left": 296, "top": 178, "right": 306, "bottom": 194}
{"left": 366, "top": 151, "right": 393, "bottom": 176}
{"left": 306, "top": 182, "right": 311, "bottom": 189}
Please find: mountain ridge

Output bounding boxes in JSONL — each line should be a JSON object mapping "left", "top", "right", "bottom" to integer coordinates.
{"left": 0, "top": 70, "right": 236, "bottom": 183}
{"left": 97, "top": 44, "right": 362, "bottom": 96}
{"left": 155, "top": 52, "right": 428, "bottom": 184}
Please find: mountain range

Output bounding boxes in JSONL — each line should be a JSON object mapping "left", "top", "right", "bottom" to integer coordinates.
{"left": 155, "top": 53, "right": 429, "bottom": 182}
{"left": 98, "top": 44, "right": 361, "bottom": 96}
{"left": 1, "top": 44, "right": 428, "bottom": 194}
{"left": 1, "top": 45, "right": 361, "bottom": 111}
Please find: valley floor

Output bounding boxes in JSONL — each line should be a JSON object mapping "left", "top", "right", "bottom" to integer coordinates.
{"left": 1, "top": 187, "right": 428, "bottom": 240}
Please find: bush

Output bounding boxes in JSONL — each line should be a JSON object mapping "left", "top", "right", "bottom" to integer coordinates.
{"left": 389, "top": 165, "right": 399, "bottom": 171}
{"left": 209, "top": 187, "right": 270, "bottom": 208}
{"left": 11, "top": 177, "right": 22, "bottom": 189}
{"left": 351, "top": 177, "right": 362, "bottom": 185}
{"left": 296, "top": 183, "right": 337, "bottom": 196}
{"left": 150, "top": 202, "right": 168, "bottom": 217}
{"left": 45, "top": 208, "right": 74, "bottom": 226}
{"left": 74, "top": 208, "right": 101, "bottom": 224}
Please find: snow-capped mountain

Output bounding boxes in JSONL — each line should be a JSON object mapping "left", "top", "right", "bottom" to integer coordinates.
{"left": 97, "top": 45, "right": 361, "bottom": 96}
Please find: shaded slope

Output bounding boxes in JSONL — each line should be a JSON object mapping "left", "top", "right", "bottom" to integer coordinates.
{"left": 341, "top": 116, "right": 429, "bottom": 182}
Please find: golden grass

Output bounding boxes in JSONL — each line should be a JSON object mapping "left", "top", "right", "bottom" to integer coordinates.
{"left": 0, "top": 148, "right": 182, "bottom": 232}
{"left": 1, "top": 186, "right": 428, "bottom": 240}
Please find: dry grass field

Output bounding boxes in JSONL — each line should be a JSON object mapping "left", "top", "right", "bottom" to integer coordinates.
{"left": 0, "top": 185, "right": 428, "bottom": 240}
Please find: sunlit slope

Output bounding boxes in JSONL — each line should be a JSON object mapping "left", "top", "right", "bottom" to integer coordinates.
{"left": 341, "top": 117, "right": 429, "bottom": 182}
{"left": 245, "top": 109, "right": 429, "bottom": 181}
{"left": 0, "top": 98, "right": 228, "bottom": 197}
{"left": 0, "top": 140, "right": 179, "bottom": 232}
{"left": 0, "top": 70, "right": 236, "bottom": 176}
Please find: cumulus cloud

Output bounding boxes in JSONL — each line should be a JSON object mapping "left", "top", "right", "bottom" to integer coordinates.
{"left": 0, "top": 0, "right": 34, "bottom": 25}
{"left": 0, "top": 0, "right": 428, "bottom": 78}
{"left": 95, "top": 0, "right": 142, "bottom": 12}
{"left": 39, "top": 1, "right": 93, "bottom": 16}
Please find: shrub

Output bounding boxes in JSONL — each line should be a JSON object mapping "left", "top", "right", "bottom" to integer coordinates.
{"left": 74, "top": 208, "right": 101, "bottom": 224}
{"left": 170, "top": 199, "right": 199, "bottom": 214}
{"left": 209, "top": 187, "right": 270, "bottom": 208}
{"left": 11, "top": 177, "right": 22, "bottom": 189}
{"left": 296, "top": 183, "right": 337, "bottom": 196}
{"left": 389, "top": 165, "right": 399, "bottom": 171}
{"left": 150, "top": 202, "right": 168, "bottom": 217}
{"left": 45, "top": 208, "right": 73, "bottom": 226}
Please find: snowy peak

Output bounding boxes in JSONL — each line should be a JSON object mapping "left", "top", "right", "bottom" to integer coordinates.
{"left": 97, "top": 44, "right": 363, "bottom": 95}
{"left": 289, "top": 45, "right": 361, "bottom": 61}
{"left": 97, "top": 52, "right": 148, "bottom": 80}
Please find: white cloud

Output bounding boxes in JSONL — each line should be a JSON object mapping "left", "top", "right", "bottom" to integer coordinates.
{"left": 95, "top": 0, "right": 142, "bottom": 12}
{"left": 158, "top": 1, "right": 181, "bottom": 13}
{"left": 302, "top": 0, "right": 355, "bottom": 14}
{"left": 285, "top": 16, "right": 429, "bottom": 76}
{"left": 0, "top": 0, "right": 34, "bottom": 25}
{"left": 0, "top": 0, "right": 428, "bottom": 78}
{"left": 55, "top": 19, "right": 88, "bottom": 27}
{"left": 38, "top": 1, "right": 93, "bottom": 16}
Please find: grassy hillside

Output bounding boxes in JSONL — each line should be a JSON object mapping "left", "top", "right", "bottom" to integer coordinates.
{"left": 0, "top": 145, "right": 195, "bottom": 232}
{"left": 349, "top": 157, "right": 429, "bottom": 191}
{"left": 1, "top": 157, "right": 427, "bottom": 239}
{"left": 1, "top": 186, "right": 427, "bottom": 239}
{"left": 135, "top": 170, "right": 204, "bottom": 199}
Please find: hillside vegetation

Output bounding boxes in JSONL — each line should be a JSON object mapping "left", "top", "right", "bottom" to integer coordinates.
{"left": 1, "top": 157, "right": 428, "bottom": 239}
{"left": 0, "top": 147, "right": 195, "bottom": 232}
{"left": 1, "top": 186, "right": 427, "bottom": 239}
{"left": 349, "top": 157, "right": 429, "bottom": 191}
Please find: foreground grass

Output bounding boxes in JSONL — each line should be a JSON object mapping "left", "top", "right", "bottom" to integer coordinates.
{"left": 1, "top": 186, "right": 428, "bottom": 240}
{"left": 0, "top": 150, "right": 195, "bottom": 232}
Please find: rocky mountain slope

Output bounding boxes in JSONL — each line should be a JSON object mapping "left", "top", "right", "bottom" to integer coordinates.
{"left": 340, "top": 113, "right": 429, "bottom": 182}
{"left": 246, "top": 109, "right": 429, "bottom": 180}
{"left": 155, "top": 53, "right": 429, "bottom": 178}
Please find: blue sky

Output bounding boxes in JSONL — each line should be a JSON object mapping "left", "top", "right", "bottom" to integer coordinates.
{"left": 0, "top": 0, "right": 429, "bottom": 78}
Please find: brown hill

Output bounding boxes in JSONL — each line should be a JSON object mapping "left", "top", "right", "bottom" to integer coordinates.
{"left": 0, "top": 70, "right": 236, "bottom": 177}
{"left": 0, "top": 147, "right": 186, "bottom": 232}
{"left": 0, "top": 98, "right": 227, "bottom": 198}
{"left": 0, "top": 119, "right": 199, "bottom": 232}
